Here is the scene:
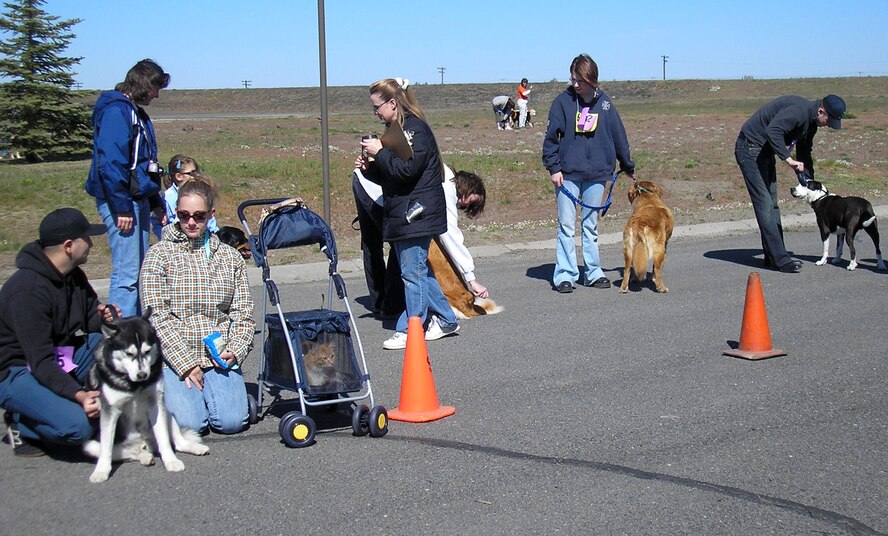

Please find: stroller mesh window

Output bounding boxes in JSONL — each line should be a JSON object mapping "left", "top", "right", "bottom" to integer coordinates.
{"left": 265, "top": 309, "right": 362, "bottom": 395}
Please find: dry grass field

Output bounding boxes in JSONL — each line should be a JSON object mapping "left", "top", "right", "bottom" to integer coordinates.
{"left": 1, "top": 77, "right": 887, "bottom": 282}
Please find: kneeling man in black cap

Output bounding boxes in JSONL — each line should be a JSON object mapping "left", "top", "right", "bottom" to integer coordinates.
{"left": 735, "top": 94, "right": 846, "bottom": 273}
{"left": 0, "top": 208, "right": 118, "bottom": 457}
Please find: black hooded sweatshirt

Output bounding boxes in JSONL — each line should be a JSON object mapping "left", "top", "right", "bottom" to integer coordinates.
{"left": 0, "top": 242, "right": 101, "bottom": 400}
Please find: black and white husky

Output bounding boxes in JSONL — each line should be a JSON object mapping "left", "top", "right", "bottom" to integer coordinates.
{"left": 83, "top": 307, "right": 208, "bottom": 483}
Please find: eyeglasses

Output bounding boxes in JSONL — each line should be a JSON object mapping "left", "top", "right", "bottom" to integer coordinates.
{"left": 176, "top": 210, "right": 208, "bottom": 223}
{"left": 179, "top": 170, "right": 199, "bottom": 177}
{"left": 569, "top": 77, "right": 586, "bottom": 86}
{"left": 372, "top": 98, "right": 392, "bottom": 112}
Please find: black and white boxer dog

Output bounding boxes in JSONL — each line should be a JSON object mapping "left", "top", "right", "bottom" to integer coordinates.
{"left": 791, "top": 174, "right": 886, "bottom": 271}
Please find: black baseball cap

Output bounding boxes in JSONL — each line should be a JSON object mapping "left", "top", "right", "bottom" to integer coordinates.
{"left": 38, "top": 208, "right": 106, "bottom": 246}
{"left": 822, "top": 94, "right": 846, "bottom": 130}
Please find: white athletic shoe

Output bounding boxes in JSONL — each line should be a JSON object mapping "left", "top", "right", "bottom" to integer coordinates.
{"left": 383, "top": 331, "right": 408, "bottom": 350}
{"left": 425, "top": 316, "right": 459, "bottom": 341}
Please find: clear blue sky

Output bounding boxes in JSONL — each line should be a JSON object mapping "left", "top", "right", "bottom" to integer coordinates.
{"left": 37, "top": 0, "right": 888, "bottom": 89}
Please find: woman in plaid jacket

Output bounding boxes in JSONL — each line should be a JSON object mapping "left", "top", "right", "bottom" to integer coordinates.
{"left": 140, "top": 176, "right": 254, "bottom": 434}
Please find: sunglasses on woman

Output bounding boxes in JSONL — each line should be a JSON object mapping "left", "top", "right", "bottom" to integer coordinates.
{"left": 176, "top": 210, "right": 208, "bottom": 223}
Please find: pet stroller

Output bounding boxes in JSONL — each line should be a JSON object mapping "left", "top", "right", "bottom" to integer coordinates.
{"left": 237, "top": 198, "right": 388, "bottom": 447}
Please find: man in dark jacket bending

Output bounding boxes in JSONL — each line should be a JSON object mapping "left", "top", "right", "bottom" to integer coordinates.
{"left": 0, "top": 208, "right": 116, "bottom": 457}
{"left": 735, "top": 94, "right": 846, "bottom": 273}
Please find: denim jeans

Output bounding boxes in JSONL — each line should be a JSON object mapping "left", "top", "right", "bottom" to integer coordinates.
{"left": 554, "top": 179, "right": 606, "bottom": 286}
{"left": 96, "top": 198, "right": 151, "bottom": 316}
{"left": 393, "top": 236, "right": 458, "bottom": 334}
{"left": 162, "top": 366, "right": 248, "bottom": 434}
{"left": 0, "top": 332, "right": 101, "bottom": 444}
{"left": 735, "top": 135, "right": 790, "bottom": 266}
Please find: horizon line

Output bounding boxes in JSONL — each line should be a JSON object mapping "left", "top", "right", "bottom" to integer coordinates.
{"left": 66, "top": 74, "right": 888, "bottom": 92}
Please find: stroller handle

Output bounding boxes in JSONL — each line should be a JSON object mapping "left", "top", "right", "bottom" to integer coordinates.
{"left": 237, "top": 198, "right": 297, "bottom": 237}
{"left": 237, "top": 198, "right": 293, "bottom": 223}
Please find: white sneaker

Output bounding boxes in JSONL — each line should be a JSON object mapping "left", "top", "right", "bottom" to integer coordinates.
{"left": 383, "top": 331, "right": 408, "bottom": 350}
{"left": 504, "top": 124, "right": 513, "bottom": 130}
{"left": 425, "top": 316, "right": 460, "bottom": 341}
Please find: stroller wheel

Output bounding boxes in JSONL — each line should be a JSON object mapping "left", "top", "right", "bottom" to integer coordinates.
{"left": 278, "top": 411, "right": 299, "bottom": 439}
{"left": 280, "top": 412, "right": 316, "bottom": 448}
{"left": 247, "top": 394, "right": 259, "bottom": 425}
{"left": 352, "top": 405, "right": 370, "bottom": 436}
{"left": 368, "top": 405, "right": 389, "bottom": 438}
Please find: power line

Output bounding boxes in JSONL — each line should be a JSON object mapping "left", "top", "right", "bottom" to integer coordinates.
{"left": 241, "top": 80, "right": 252, "bottom": 89}
{"left": 437, "top": 67, "right": 446, "bottom": 85}
{"left": 661, "top": 55, "right": 669, "bottom": 81}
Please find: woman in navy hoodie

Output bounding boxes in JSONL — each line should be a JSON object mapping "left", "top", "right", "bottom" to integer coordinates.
{"left": 542, "top": 54, "right": 635, "bottom": 293}
{"left": 356, "top": 78, "right": 460, "bottom": 351}
{"left": 85, "top": 59, "right": 170, "bottom": 316}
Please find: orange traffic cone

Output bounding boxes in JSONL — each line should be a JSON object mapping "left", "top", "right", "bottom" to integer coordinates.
{"left": 723, "top": 272, "right": 786, "bottom": 360}
{"left": 388, "top": 316, "right": 456, "bottom": 422}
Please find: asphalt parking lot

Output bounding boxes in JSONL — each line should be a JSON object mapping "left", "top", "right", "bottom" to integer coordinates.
{"left": 2, "top": 212, "right": 886, "bottom": 535}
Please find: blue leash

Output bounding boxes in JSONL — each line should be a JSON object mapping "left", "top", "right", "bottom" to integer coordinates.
{"left": 557, "top": 171, "right": 623, "bottom": 217}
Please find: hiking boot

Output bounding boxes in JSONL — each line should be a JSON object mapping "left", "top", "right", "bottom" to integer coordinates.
{"left": 425, "top": 316, "right": 460, "bottom": 341}
{"left": 382, "top": 331, "right": 408, "bottom": 350}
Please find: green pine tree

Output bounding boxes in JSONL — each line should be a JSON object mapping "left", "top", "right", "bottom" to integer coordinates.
{"left": 0, "top": 0, "right": 91, "bottom": 162}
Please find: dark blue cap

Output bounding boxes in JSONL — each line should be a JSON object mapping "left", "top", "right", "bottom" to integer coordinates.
{"left": 822, "top": 94, "right": 846, "bottom": 130}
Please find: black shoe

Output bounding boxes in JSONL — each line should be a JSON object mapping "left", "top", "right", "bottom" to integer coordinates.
{"left": 762, "top": 256, "right": 774, "bottom": 268}
{"left": 589, "top": 277, "right": 612, "bottom": 289}
{"left": 778, "top": 260, "right": 802, "bottom": 273}
{"left": 4, "top": 416, "right": 46, "bottom": 458}
{"left": 556, "top": 281, "right": 574, "bottom": 293}
{"left": 14, "top": 437, "right": 45, "bottom": 458}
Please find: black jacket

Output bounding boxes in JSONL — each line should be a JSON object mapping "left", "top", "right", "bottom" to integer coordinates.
{"left": 364, "top": 114, "right": 447, "bottom": 241}
{"left": 739, "top": 95, "right": 819, "bottom": 172}
{"left": 0, "top": 242, "right": 101, "bottom": 400}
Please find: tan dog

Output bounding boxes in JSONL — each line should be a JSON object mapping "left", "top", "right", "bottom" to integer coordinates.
{"left": 619, "top": 180, "right": 674, "bottom": 293}
{"left": 428, "top": 238, "right": 502, "bottom": 319}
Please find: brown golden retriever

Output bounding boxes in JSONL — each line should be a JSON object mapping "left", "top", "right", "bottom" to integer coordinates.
{"left": 619, "top": 180, "right": 674, "bottom": 293}
{"left": 428, "top": 238, "right": 502, "bottom": 318}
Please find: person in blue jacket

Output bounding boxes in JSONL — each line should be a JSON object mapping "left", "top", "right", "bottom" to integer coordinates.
{"left": 356, "top": 77, "right": 460, "bottom": 350}
{"left": 85, "top": 59, "right": 170, "bottom": 316}
{"left": 542, "top": 53, "right": 635, "bottom": 293}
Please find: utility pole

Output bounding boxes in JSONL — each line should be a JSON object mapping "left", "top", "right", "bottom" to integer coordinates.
{"left": 318, "top": 0, "right": 331, "bottom": 223}
{"left": 72, "top": 82, "right": 82, "bottom": 90}
{"left": 241, "top": 80, "right": 252, "bottom": 89}
{"left": 437, "top": 67, "right": 446, "bottom": 84}
{"left": 661, "top": 55, "right": 669, "bottom": 81}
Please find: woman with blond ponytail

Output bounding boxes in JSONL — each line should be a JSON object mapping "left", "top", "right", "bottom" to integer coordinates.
{"left": 356, "top": 78, "right": 460, "bottom": 350}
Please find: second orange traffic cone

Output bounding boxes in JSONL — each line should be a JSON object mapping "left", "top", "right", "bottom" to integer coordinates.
{"left": 723, "top": 272, "right": 786, "bottom": 360}
{"left": 388, "top": 316, "right": 456, "bottom": 423}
